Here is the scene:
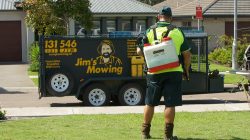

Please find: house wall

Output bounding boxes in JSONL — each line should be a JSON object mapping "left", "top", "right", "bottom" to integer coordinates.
{"left": 203, "top": 18, "right": 225, "bottom": 51}
{"left": 0, "top": 11, "right": 34, "bottom": 63}
{"left": 204, "top": 17, "right": 250, "bottom": 51}
{"left": 173, "top": 18, "right": 224, "bottom": 51}
{"left": 173, "top": 17, "right": 250, "bottom": 52}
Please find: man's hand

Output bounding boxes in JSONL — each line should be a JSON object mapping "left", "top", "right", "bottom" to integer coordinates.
{"left": 183, "top": 71, "right": 189, "bottom": 80}
{"left": 137, "top": 47, "right": 143, "bottom": 56}
{"left": 182, "top": 50, "right": 191, "bottom": 80}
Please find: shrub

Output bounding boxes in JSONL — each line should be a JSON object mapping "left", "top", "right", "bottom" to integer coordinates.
{"left": 28, "top": 42, "right": 40, "bottom": 72}
{"left": 0, "top": 107, "right": 7, "bottom": 120}
{"left": 208, "top": 35, "right": 249, "bottom": 66}
{"left": 208, "top": 47, "right": 232, "bottom": 66}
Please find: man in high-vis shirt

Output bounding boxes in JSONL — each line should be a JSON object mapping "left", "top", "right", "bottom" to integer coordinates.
{"left": 137, "top": 6, "right": 191, "bottom": 140}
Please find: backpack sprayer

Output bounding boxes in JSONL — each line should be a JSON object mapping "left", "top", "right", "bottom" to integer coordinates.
{"left": 137, "top": 24, "right": 189, "bottom": 79}
{"left": 143, "top": 37, "right": 179, "bottom": 73}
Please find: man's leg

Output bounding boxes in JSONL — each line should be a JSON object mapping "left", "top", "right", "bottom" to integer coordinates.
{"left": 164, "top": 107, "right": 175, "bottom": 139}
{"left": 142, "top": 74, "right": 161, "bottom": 139}
{"left": 163, "top": 72, "right": 182, "bottom": 140}
{"left": 142, "top": 105, "right": 154, "bottom": 139}
{"left": 144, "top": 105, "right": 155, "bottom": 124}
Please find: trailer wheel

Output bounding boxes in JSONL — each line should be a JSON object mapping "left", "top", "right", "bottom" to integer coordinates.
{"left": 83, "top": 83, "right": 110, "bottom": 106}
{"left": 118, "top": 83, "right": 144, "bottom": 106}
{"left": 46, "top": 72, "right": 74, "bottom": 96}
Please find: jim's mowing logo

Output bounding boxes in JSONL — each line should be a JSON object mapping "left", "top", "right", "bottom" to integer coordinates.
{"left": 75, "top": 40, "right": 123, "bottom": 75}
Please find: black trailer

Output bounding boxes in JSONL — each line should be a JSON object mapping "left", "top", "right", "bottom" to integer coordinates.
{"left": 39, "top": 33, "right": 220, "bottom": 106}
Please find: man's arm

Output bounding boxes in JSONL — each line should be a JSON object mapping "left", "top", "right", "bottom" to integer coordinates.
{"left": 182, "top": 50, "right": 191, "bottom": 80}
{"left": 136, "top": 29, "right": 151, "bottom": 56}
{"left": 178, "top": 28, "right": 191, "bottom": 80}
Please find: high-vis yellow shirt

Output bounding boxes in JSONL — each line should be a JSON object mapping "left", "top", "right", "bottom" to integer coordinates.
{"left": 145, "top": 21, "right": 190, "bottom": 74}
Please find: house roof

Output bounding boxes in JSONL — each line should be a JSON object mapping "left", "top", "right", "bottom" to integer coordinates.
{"left": 90, "top": 0, "right": 158, "bottom": 14}
{"left": 0, "top": 0, "right": 16, "bottom": 10}
{"left": 172, "top": 0, "right": 216, "bottom": 17}
{"left": 153, "top": 0, "right": 250, "bottom": 17}
{"left": 153, "top": 0, "right": 193, "bottom": 10}
{"left": 0, "top": 0, "right": 158, "bottom": 15}
{"left": 204, "top": 0, "right": 250, "bottom": 16}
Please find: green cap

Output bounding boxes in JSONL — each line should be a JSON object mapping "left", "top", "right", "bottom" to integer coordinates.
{"left": 159, "top": 6, "right": 172, "bottom": 17}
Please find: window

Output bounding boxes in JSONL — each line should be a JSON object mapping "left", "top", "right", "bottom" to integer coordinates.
{"left": 182, "top": 21, "right": 192, "bottom": 27}
{"left": 121, "top": 20, "right": 131, "bottom": 31}
{"left": 106, "top": 20, "right": 116, "bottom": 33}
{"left": 135, "top": 20, "right": 146, "bottom": 32}
{"left": 91, "top": 20, "right": 101, "bottom": 35}
{"left": 75, "top": 23, "right": 86, "bottom": 36}
{"left": 75, "top": 20, "right": 101, "bottom": 36}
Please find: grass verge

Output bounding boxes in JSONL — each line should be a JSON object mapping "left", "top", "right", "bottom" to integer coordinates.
{"left": 28, "top": 71, "right": 38, "bottom": 76}
{"left": 28, "top": 70, "right": 38, "bottom": 86}
{"left": 0, "top": 112, "right": 249, "bottom": 140}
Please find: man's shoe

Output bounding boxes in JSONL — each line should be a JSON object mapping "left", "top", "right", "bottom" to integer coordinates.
{"left": 141, "top": 123, "right": 151, "bottom": 139}
{"left": 142, "top": 134, "right": 151, "bottom": 139}
{"left": 164, "top": 136, "right": 178, "bottom": 140}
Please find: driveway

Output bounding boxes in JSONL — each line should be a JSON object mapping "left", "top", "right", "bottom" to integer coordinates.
{"left": 0, "top": 63, "right": 81, "bottom": 108}
{"left": 0, "top": 63, "right": 34, "bottom": 87}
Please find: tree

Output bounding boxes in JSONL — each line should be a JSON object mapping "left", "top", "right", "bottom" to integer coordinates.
{"left": 23, "top": 0, "right": 93, "bottom": 35}
{"left": 137, "top": 0, "right": 165, "bottom": 5}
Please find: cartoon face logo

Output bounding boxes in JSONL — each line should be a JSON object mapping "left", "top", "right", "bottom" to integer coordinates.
{"left": 101, "top": 43, "right": 112, "bottom": 58}
{"left": 96, "top": 40, "right": 122, "bottom": 66}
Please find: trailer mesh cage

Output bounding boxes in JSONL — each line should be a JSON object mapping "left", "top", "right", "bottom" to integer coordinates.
{"left": 185, "top": 32, "right": 208, "bottom": 73}
{"left": 182, "top": 32, "right": 209, "bottom": 93}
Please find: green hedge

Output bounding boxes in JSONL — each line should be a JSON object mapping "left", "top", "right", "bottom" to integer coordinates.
{"left": 28, "top": 42, "right": 39, "bottom": 72}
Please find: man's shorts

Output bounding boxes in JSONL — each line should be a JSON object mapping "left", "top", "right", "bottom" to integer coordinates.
{"left": 145, "top": 72, "right": 182, "bottom": 107}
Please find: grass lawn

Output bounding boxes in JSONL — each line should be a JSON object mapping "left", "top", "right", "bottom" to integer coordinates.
{"left": 209, "top": 63, "right": 232, "bottom": 72}
{"left": 28, "top": 70, "right": 38, "bottom": 86}
{"left": 28, "top": 71, "right": 38, "bottom": 76}
{"left": 0, "top": 112, "right": 250, "bottom": 140}
{"left": 209, "top": 63, "right": 248, "bottom": 84}
{"left": 30, "top": 77, "right": 38, "bottom": 86}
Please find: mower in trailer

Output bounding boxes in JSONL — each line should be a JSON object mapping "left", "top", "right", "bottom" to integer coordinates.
{"left": 226, "top": 45, "right": 250, "bottom": 105}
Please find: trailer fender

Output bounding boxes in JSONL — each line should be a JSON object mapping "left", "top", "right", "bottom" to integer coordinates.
{"left": 118, "top": 83, "right": 145, "bottom": 106}
{"left": 82, "top": 83, "right": 111, "bottom": 106}
{"left": 75, "top": 78, "right": 102, "bottom": 99}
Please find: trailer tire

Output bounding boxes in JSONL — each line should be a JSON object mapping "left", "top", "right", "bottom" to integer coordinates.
{"left": 46, "top": 72, "right": 74, "bottom": 96}
{"left": 118, "top": 83, "right": 144, "bottom": 106}
{"left": 82, "top": 83, "right": 110, "bottom": 106}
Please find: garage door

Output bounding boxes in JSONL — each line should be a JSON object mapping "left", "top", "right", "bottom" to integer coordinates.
{"left": 0, "top": 21, "right": 22, "bottom": 62}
